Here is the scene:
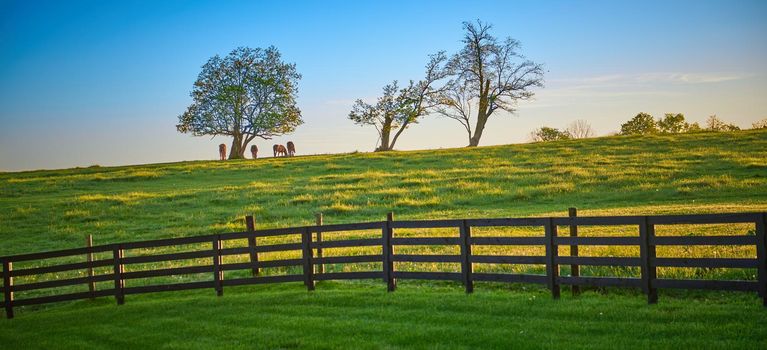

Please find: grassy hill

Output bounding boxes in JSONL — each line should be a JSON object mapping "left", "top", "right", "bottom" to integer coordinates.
{"left": 2, "top": 129, "right": 766, "bottom": 255}
{"left": 1, "top": 130, "right": 766, "bottom": 348}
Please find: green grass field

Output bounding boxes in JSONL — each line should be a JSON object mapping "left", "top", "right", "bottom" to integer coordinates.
{"left": 1, "top": 130, "right": 766, "bottom": 348}
{"left": 2, "top": 283, "right": 766, "bottom": 349}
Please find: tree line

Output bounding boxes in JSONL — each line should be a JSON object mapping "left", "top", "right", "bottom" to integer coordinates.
{"left": 529, "top": 114, "right": 766, "bottom": 142}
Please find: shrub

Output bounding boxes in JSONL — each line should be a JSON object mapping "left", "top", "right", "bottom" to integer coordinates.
{"left": 657, "top": 113, "right": 690, "bottom": 133}
{"left": 620, "top": 112, "right": 658, "bottom": 135}
{"left": 530, "top": 127, "right": 572, "bottom": 142}
{"left": 706, "top": 115, "right": 740, "bottom": 131}
{"left": 752, "top": 118, "right": 767, "bottom": 129}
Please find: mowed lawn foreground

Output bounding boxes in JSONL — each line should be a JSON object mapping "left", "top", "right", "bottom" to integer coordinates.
{"left": 2, "top": 283, "right": 766, "bottom": 349}
{"left": 1, "top": 130, "right": 767, "bottom": 348}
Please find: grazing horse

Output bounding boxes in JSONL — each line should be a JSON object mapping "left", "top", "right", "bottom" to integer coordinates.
{"left": 273, "top": 144, "right": 288, "bottom": 157}
{"left": 218, "top": 143, "right": 226, "bottom": 161}
{"left": 250, "top": 145, "right": 258, "bottom": 159}
{"left": 286, "top": 141, "right": 296, "bottom": 157}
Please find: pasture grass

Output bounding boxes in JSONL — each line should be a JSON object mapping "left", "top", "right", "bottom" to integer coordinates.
{"left": 1, "top": 130, "right": 766, "bottom": 348}
{"left": 1, "top": 283, "right": 766, "bottom": 349}
{"left": 2, "top": 130, "right": 765, "bottom": 254}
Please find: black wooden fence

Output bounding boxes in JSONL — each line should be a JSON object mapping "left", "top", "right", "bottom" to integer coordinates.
{"left": 2, "top": 210, "right": 766, "bottom": 318}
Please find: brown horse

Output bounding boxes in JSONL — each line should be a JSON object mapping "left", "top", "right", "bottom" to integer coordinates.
{"left": 286, "top": 141, "right": 296, "bottom": 157}
{"left": 218, "top": 143, "right": 226, "bottom": 160}
{"left": 250, "top": 145, "right": 258, "bottom": 159}
{"left": 273, "top": 144, "right": 287, "bottom": 157}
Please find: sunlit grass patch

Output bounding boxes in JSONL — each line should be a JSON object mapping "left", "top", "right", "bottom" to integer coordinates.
{"left": 290, "top": 193, "right": 316, "bottom": 204}
{"left": 675, "top": 174, "right": 736, "bottom": 188}
{"left": 394, "top": 196, "right": 442, "bottom": 208}
{"left": 323, "top": 202, "right": 357, "bottom": 214}
{"left": 76, "top": 191, "right": 159, "bottom": 205}
{"left": 92, "top": 169, "right": 167, "bottom": 182}
{"left": 63, "top": 208, "right": 90, "bottom": 218}
{"left": 247, "top": 181, "right": 271, "bottom": 189}
{"left": 371, "top": 186, "right": 410, "bottom": 198}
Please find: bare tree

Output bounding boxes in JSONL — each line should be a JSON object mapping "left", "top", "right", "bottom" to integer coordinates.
{"left": 566, "top": 120, "right": 595, "bottom": 139}
{"left": 706, "top": 115, "right": 740, "bottom": 131}
{"left": 349, "top": 52, "right": 448, "bottom": 151}
{"left": 436, "top": 20, "right": 544, "bottom": 147}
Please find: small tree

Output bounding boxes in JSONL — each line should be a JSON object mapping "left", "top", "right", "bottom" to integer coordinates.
{"left": 566, "top": 119, "right": 595, "bottom": 139}
{"left": 176, "top": 47, "right": 302, "bottom": 159}
{"left": 349, "top": 82, "right": 401, "bottom": 152}
{"left": 687, "top": 122, "right": 702, "bottom": 132}
{"left": 657, "top": 113, "right": 689, "bottom": 133}
{"left": 751, "top": 118, "right": 767, "bottom": 129}
{"left": 349, "top": 53, "right": 448, "bottom": 151}
{"left": 620, "top": 112, "right": 658, "bottom": 135}
{"left": 530, "top": 127, "right": 571, "bottom": 142}
{"left": 706, "top": 115, "right": 740, "bottom": 131}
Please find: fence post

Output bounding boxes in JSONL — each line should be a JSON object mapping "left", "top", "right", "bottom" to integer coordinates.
{"left": 545, "top": 218, "right": 560, "bottom": 299}
{"left": 315, "top": 213, "right": 324, "bottom": 275}
{"left": 459, "top": 220, "right": 473, "bottom": 293}
{"left": 3, "top": 260, "right": 13, "bottom": 319}
{"left": 756, "top": 213, "right": 766, "bottom": 307}
{"left": 639, "top": 216, "right": 658, "bottom": 304}
{"left": 568, "top": 208, "right": 580, "bottom": 296}
{"left": 112, "top": 245, "right": 125, "bottom": 305}
{"left": 86, "top": 234, "right": 95, "bottom": 299}
{"left": 383, "top": 212, "right": 396, "bottom": 292}
{"left": 246, "top": 215, "right": 259, "bottom": 276}
{"left": 213, "top": 235, "right": 223, "bottom": 296}
{"left": 301, "top": 227, "right": 315, "bottom": 291}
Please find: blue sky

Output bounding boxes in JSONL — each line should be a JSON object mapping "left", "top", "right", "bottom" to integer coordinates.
{"left": 1, "top": 0, "right": 766, "bottom": 171}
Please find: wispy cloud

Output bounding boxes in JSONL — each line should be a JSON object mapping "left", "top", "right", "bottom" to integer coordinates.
{"left": 554, "top": 72, "right": 748, "bottom": 86}
{"left": 518, "top": 71, "right": 752, "bottom": 109}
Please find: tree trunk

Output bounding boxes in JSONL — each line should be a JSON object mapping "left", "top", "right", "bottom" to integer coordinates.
{"left": 468, "top": 79, "right": 492, "bottom": 147}
{"left": 469, "top": 113, "right": 488, "bottom": 147}
{"left": 389, "top": 120, "right": 410, "bottom": 151}
{"left": 228, "top": 135, "right": 244, "bottom": 159}
{"left": 377, "top": 118, "right": 393, "bottom": 151}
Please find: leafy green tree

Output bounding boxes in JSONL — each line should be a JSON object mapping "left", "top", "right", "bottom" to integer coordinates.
{"left": 349, "top": 53, "right": 448, "bottom": 151}
{"left": 706, "top": 115, "right": 740, "bottom": 131}
{"left": 657, "top": 113, "right": 689, "bottom": 133}
{"left": 530, "top": 127, "right": 571, "bottom": 142}
{"left": 177, "top": 47, "right": 302, "bottom": 159}
{"left": 436, "top": 20, "right": 544, "bottom": 147}
{"left": 620, "top": 112, "right": 658, "bottom": 135}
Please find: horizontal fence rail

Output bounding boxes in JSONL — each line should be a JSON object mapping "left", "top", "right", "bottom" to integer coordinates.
{"left": 1, "top": 210, "right": 766, "bottom": 319}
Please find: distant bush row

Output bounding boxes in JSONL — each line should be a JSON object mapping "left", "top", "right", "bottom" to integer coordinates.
{"left": 620, "top": 113, "right": 741, "bottom": 135}
{"left": 530, "top": 115, "right": 767, "bottom": 142}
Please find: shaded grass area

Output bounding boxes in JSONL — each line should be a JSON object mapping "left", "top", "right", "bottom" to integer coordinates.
{"left": 1, "top": 282, "right": 765, "bottom": 349}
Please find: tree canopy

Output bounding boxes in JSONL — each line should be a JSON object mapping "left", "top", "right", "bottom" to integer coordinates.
{"left": 177, "top": 46, "right": 302, "bottom": 159}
